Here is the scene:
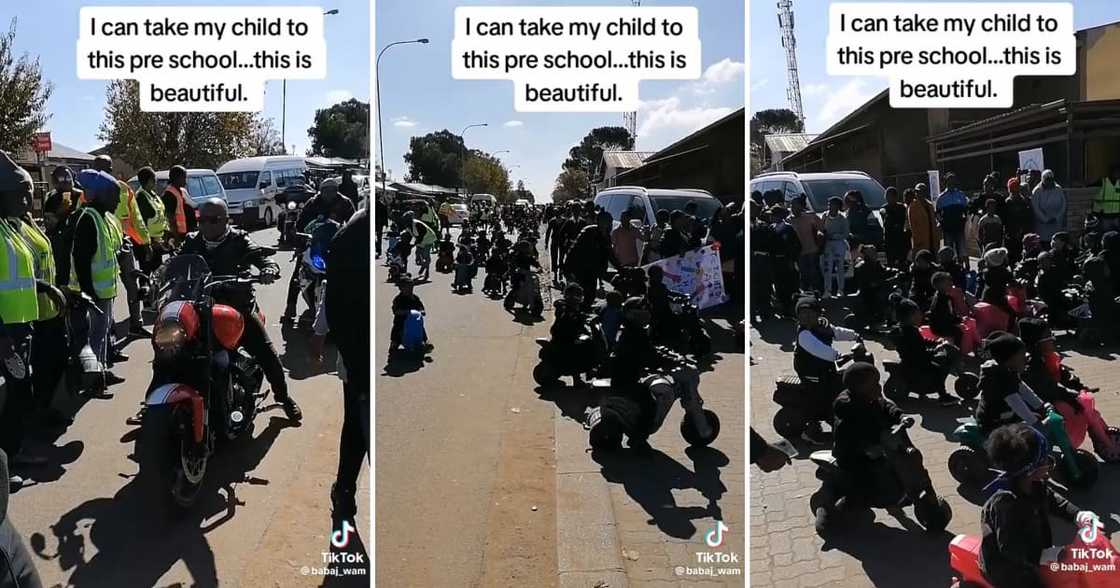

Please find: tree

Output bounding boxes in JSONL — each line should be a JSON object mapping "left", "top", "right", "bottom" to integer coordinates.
{"left": 563, "top": 126, "right": 633, "bottom": 179}
{"left": 403, "top": 130, "right": 465, "bottom": 187}
{"left": 307, "top": 98, "right": 369, "bottom": 159}
{"left": 0, "top": 18, "right": 52, "bottom": 154}
{"left": 552, "top": 168, "right": 590, "bottom": 203}
{"left": 98, "top": 80, "right": 256, "bottom": 170}
{"left": 248, "top": 115, "right": 284, "bottom": 156}
{"left": 463, "top": 152, "right": 510, "bottom": 200}
{"left": 750, "top": 108, "right": 803, "bottom": 174}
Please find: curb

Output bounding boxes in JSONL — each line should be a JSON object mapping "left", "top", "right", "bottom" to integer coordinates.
{"left": 554, "top": 409, "right": 630, "bottom": 588}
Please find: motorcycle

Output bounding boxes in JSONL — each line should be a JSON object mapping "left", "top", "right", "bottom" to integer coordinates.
{"left": 772, "top": 340, "right": 874, "bottom": 441}
{"left": 282, "top": 218, "right": 340, "bottom": 324}
{"left": 810, "top": 417, "right": 952, "bottom": 535}
{"left": 653, "top": 291, "right": 712, "bottom": 357}
{"left": 275, "top": 185, "right": 314, "bottom": 248}
{"left": 588, "top": 351, "right": 720, "bottom": 448}
{"left": 137, "top": 254, "right": 269, "bottom": 512}
{"left": 882, "top": 345, "right": 979, "bottom": 403}
{"left": 504, "top": 266, "right": 544, "bottom": 316}
{"left": 948, "top": 406, "right": 1099, "bottom": 490}
{"left": 533, "top": 304, "right": 609, "bottom": 387}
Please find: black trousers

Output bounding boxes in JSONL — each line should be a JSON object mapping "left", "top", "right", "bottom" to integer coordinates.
{"left": 32, "top": 315, "right": 68, "bottom": 412}
{"left": 0, "top": 324, "right": 34, "bottom": 458}
{"left": 239, "top": 308, "right": 288, "bottom": 398}
{"left": 375, "top": 224, "right": 384, "bottom": 256}
{"left": 336, "top": 371, "right": 368, "bottom": 494}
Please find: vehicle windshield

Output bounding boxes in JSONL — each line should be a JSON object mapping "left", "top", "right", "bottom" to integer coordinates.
{"left": 650, "top": 196, "right": 722, "bottom": 222}
{"left": 800, "top": 178, "right": 887, "bottom": 211}
{"left": 218, "top": 171, "right": 260, "bottom": 190}
{"left": 162, "top": 255, "right": 210, "bottom": 302}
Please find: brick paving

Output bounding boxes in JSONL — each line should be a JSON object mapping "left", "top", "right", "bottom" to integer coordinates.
{"left": 749, "top": 306, "right": 1120, "bottom": 588}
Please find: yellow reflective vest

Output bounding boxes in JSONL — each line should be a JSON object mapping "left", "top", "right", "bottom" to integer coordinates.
{"left": 114, "top": 181, "right": 150, "bottom": 245}
{"left": 137, "top": 187, "right": 167, "bottom": 241}
{"left": 69, "top": 208, "right": 123, "bottom": 300}
{"left": 0, "top": 220, "right": 40, "bottom": 325}
{"left": 14, "top": 218, "right": 58, "bottom": 321}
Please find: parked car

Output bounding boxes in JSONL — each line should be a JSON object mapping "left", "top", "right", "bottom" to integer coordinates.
{"left": 593, "top": 186, "right": 722, "bottom": 228}
{"left": 750, "top": 171, "right": 887, "bottom": 213}
{"left": 126, "top": 168, "right": 225, "bottom": 217}
{"left": 439, "top": 199, "right": 470, "bottom": 225}
{"left": 216, "top": 156, "right": 308, "bottom": 227}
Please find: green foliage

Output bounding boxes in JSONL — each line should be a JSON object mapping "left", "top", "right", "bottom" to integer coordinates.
{"left": 0, "top": 18, "right": 52, "bottom": 154}
{"left": 403, "top": 130, "right": 466, "bottom": 187}
{"left": 552, "top": 168, "right": 590, "bottom": 203}
{"left": 464, "top": 152, "right": 510, "bottom": 199}
{"left": 562, "top": 126, "right": 634, "bottom": 176}
{"left": 307, "top": 98, "right": 370, "bottom": 159}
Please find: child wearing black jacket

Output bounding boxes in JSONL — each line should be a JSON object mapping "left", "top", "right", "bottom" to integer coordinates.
{"left": 891, "top": 298, "right": 956, "bottom": 405}
{"left": 929, "top": 272, "right": 963, "bottom": 346}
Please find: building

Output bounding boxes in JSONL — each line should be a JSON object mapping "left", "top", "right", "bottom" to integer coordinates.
{"left": 762, "top": 133, "right": 816, "bottom": 171}
{"left": 781, "top": 20, "right": 1120, "bottom": 199}
{"left": 13, "top": 141, "right": 96, "bottom": 209}
{"left": 593, "top": 150, "right": 654, "bottom": 192}
{"left": 611, "top": 107, "right": 745, "bottom": 204}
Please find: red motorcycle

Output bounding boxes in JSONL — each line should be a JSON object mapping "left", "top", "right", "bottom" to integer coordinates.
{"left": 136, "top": 254, "right": 269, "bottom": 512}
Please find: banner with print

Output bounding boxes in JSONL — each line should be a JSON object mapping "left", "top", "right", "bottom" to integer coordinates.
{"left": 643, "top": 244, "right": 728, "bottom": 310}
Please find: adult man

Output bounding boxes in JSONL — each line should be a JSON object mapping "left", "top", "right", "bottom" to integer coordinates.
{"left": 610, "top": 208, "right": 644, "bottom": 268}
{"left": 338, "top": 168, "right": 360, "bottom": 206}
{"left": 1093, "top": 165, "right": 1120, "bottom": 232}
{"left": 374, "top": 196, "right": 388, "bottom": 259}
{"left": 563, "top": 211, "right": 614, "bottom": 310}
{"left": 161, "top": 165, "right": 195, "bottom": 244}
{"left": 0, "top": 153, "right": 60, "bottom": 481}
{"left": 71, "top": 169, "right": 125, "bottom": 389}
{"left": 936, "top": 173, "right": 969, "bottom": 262}
{"left": 790, "top": 196, "right": 823, "bottom": 292}
{"left": 544, "top": 206, "right": 568, "bottom": 283}
{"left": 326, "top": 208, "right": 369, "bottom": 522}
{"left": 1002, "top": 178, "right": 1034, "bottom": 263}
{"left": 296, "top": 177, "right": 356, "bottom": 229}
{"left": 179, "top": 199, "right": 300, "bottom": 420}
{"left": 402, "top": 211, "right": 437, "bottom": 282}
{"left": 93, "top": 155, "right": 149, "bottom": 337}
{"left": 134, "top": 167, "right": 167, "bottom": 272}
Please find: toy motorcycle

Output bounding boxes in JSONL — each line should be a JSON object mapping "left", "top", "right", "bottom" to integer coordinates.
{"left": 772, "top": 340, "right": 873, "bottom": 441}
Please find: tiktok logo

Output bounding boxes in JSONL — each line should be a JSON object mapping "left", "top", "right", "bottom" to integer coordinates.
{"left": 1079, "top": 512, "right": 1102, "bottom": 544}
{"left": 331, "top": 520, "right": 356, "bottom": 548}
{"left": 705, "top": 520, "right": 729, "bottom": 548}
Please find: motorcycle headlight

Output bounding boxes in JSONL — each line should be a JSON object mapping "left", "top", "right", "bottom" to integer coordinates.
{"left": 153, "top": 321, "right": 187, "bottom": 353}
{"left": 287, "top": 201, "right": 298, "bottom": 211}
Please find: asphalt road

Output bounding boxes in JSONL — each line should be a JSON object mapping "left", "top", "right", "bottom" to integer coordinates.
{"left": 375, "top": 227, "right": 558, "bottom": 588}
{"left": 5, "top": 228, "right": 370, "bottom": 588}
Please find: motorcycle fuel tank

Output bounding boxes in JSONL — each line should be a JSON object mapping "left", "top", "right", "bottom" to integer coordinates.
{"left": 211, "top": 304, "right": 246, "bottom": 350}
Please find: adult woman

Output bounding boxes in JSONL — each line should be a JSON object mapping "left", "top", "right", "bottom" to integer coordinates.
{"left": 820, "top": 197, "right": 850, "bottom": 299}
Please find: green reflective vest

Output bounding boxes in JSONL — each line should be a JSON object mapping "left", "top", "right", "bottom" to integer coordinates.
{"left": 1095, "top": 177, "right": 1120, "bottom": 215}
{"left": 0, "top": 220, "right": 40, "bottom": 325}
{"left": 15, "top": 218, "right": 58, "bottom": 321}
{"left": 69, "top": 208, "right": 123, "bottom": 300}
{"left": 137, "top": 187, "right": 167, "bottom": 240}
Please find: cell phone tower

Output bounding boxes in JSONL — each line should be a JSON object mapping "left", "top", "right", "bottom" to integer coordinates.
{"left": 777, "top": 0, "right": 805, "bottom": 125}
{"left": 622, "top": 0, "right": 640, "bottom": 145}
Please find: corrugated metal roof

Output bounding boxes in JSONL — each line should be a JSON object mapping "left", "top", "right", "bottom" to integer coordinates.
{"left": 602, "top": 151, "right": 655, "bottom": 169}
{"left": 390, "top": 181, "right": 458, "bottom": 195}
{"left": 764, "top": 133, "right": 818, "bottom": 153}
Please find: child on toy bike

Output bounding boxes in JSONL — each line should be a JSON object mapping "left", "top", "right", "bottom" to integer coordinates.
{"left": 891, "top": 298, "right": 958, "bottom": 405}
{"left": 815, "top": 362, "right": 911, "bottom": 534}
{"left": 979, "top": 423, "right": 1098, "bottom": 588}
{"left": 976, "top": 334, "right": 1049, "bottom": 434}
{"left": 794, "top": 296, "right": 860, "bottom": 444}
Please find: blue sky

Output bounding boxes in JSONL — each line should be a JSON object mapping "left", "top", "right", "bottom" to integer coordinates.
{"left": 376, "top": 0, "right": 745, "bottom": 202}
{"left": 751, "top": 0, "right": 1120, "bottom": 133}
{"left": 2, "top": 0, "right": 369, "bottom": 156}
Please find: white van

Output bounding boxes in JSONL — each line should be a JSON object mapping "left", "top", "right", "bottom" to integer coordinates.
{"left": 126, "top": 168, "right": 225, "bottom": 212}
{"left": 216, "top": 156, "right": 308, "bottom": 227}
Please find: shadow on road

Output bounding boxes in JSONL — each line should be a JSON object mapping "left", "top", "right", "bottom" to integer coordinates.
{"left": 27, "top": 416, "right": 294, "bottom": 587}
{"left": 381, "top": 353, "right": 432, "bottom": 377}
{"left": 321, "top": 519, "right": 370, "bottom": 587}
{"left": 821, "top": 521, "right": 955, "bottom": 588}
{"left": 592, "top": 446, "right": 729, "bottom": 540}
{"left": 279, "top": 322, "right": 339, "bottom": 380}
{"left": 535, "top": 383, "right": 598, "bottom": 425}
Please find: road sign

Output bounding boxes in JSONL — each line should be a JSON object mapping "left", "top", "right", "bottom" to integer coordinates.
{"left": 32, "top": 132, "right": 51, "bottom": 154}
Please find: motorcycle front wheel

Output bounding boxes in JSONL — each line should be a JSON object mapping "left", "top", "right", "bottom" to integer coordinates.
{"left": 681, "top": 409, "right": 720, "bottom": 447}
{"left": 138, "top": 404, "right": 207, "bottom": 515}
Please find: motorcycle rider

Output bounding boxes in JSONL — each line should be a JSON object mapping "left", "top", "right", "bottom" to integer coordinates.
{"left": 562, "top": 211, "right": 614, "bottom": 311}
{"left": 794, "top": 296, "right": 860, "bottom": 445}
{"left": 296, "top": 177, "right": 355, "bottom": 230}
{"left": 179, "top": 199, "right": 302, "bottom": 422}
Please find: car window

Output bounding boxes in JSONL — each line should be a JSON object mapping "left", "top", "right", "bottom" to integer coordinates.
{"left": 605, "top": 194, "right": 634, "bottom": 221}
{"left": 202, "top": 175, "right": 223, "bottom": 196}
{"left": 186, "top": 177, "right": 204, "bottom": 200}
{"left": 784, "top": 181, "right": 805, "bottom": 201}
{"left": 650, "top": 195, "right": 721, "bottom": 221}
{"left": 217, "top": 171, "right": 259, "bottom": 190}
{"left": 275, "top": 168, "right": 290, "bottom": 188}
{"left": 630, "top": 199, "right": 651, "bottom": 224}
{"left": 593, "top": 194, "right": 612, "bottom": 212}
{"left": 258, "top": 171, "right": 272, "bottom": 188}
{"left": 800, "top": 177, "right": 887, "bottom": 212}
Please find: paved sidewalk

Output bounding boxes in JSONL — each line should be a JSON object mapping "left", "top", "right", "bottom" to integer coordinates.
{"left": 749, "top": 312, "right": 1120, "bottom": 588}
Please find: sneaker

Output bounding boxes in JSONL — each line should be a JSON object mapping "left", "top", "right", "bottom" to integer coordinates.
{"left": 330, "top": 483, "right": 358, "bottom": 522}
{"left": 126, "top": 408, "right": 145, "bottom": 426}
{"left": 276, "top": 395, "right": 303, "bottom": 422}
{"left": 814, "top": 505, "right": 831, "bottom": 535}
{"left": 104, "top": 372, "right": 126, "bottom": 386}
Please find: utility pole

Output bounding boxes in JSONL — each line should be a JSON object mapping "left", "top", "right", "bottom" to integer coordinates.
{"left": 777, "top": 0, "right": 805, "bottom": 125}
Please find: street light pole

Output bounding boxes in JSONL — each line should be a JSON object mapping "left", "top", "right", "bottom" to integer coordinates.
{"left": 459, "top": 122, "right": 487, "bottom": 195}
{"left": 377, "top": 38, "right": 430, "bottom": 194}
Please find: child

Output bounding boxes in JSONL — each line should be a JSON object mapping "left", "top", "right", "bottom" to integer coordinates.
{"left": 936, "top": 246, "right": 967, "bottom": 292}
{"left": 979, "top": 423, "right": 1088, "bottom": 588}
{"left": 1034, "top": 252, "right": 1070, "bottom": 328}
{"left": 453, "top": 243, "right": 476, "bottom": 293}
{"left": 852, "top": 244, "right": 892, "bottom": 327}
{"left": 391, "top": 230, "right": 413, "bottom": 277}
{"left": 981, "top": 247, "right": 1017, "bottom": 320}
{"left": 1019, "top": 318, "right": 1120, "bottom": 461}
{"left": 1083, "top": 255, "right": 1117, "bottom": 328}
{"left": 815, "top": 362, "right": 908, "bottom": 534}
{"left": 891, "top": 298, "right": 957, "bottom": 405}
{"left": 975, "top": 333, "right": 1046, "bottom": 434}
{"left": 435, "top": 234, "right": 455, "bottom": 273}
{"left": 598, "top": 290, "right": 625, "bottom": 349}
{"left": 794, "top": 296, "right": 861, "bottom": 443}
{"left": 483, "top": 248, "right": 509, "bottom": 296}
{"left": 390, "top": 276, "right": 430, "bottom": 353}
{"left": 977, "top": 198, "right": 1005, "bottom": 252}
{"left": 929, "top": 271, "right": 963, "bottom": 347}
{"left": 908, "top": 249, "right": 937, "bottom": 310}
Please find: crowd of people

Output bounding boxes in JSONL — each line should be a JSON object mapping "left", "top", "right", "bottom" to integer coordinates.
{"left": 0, "top": 151, "right": 370, "bottom": 587}
{"left": 750, "top": 164, "right": 1120, "bottom": 587}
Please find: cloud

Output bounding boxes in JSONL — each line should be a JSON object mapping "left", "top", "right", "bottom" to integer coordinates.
{"left": 750, "top": 78, "right": 768, "bottom": 93}
{"left": 325, "top": 89, "right": 353, "bottom": 105}
{"left": 801, "top": 82, "right": 830, "bottom": 96}
{"left": 812, "top": 79, "right": 878, "bottom": 129}
{"left": 637, "top": 96, "right": 733, "bottom": 145}
{"left": 392, "top": 116, "right": 418, "bottom": 128}
{"left": 503, "top": 120, "right": 524, "bottom": 128}
{"left": 701, "top": 58, "right": 745, "bottom": 85}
